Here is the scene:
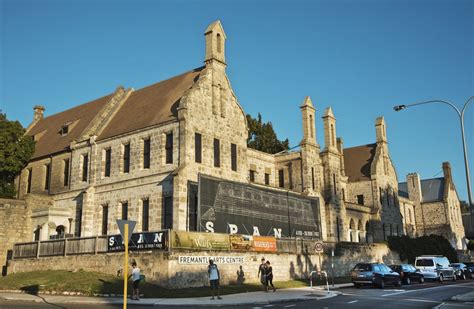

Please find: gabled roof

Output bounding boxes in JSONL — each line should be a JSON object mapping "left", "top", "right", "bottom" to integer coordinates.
{"left": 28, "top": 93, "right": 114, "bottom": 159}
{"left": 343, "top": 143, "right": 377, "bottom": 182}
{"left": 27, "top": 67, "right": 204, "bottom": 159}
{"left": 398, "top": 177, "right": 445, "bottom": 203}
{"left": 98, "top": 67, "right": 204, "bottom": 140}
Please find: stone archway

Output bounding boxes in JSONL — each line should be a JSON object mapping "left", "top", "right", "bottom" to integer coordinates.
{"left": 349, "top": 219, "right": 355, "bottom": 242}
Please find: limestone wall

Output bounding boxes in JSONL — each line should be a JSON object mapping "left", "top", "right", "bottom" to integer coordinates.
{"left": 0, "top": 199, "right": 31, "bottom": 275}
{"left": 8, "top": 242, "right": 401, "bottom": 288}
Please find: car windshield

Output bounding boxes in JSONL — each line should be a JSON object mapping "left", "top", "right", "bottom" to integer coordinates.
{"left": 416, "top": 259, "right": 434, "bottom": 267}
{"left": 465, "top": 262, "right": 474, "bottom": 267}
{"left": 354, "top": 264, "right": 372, "bottom": 271}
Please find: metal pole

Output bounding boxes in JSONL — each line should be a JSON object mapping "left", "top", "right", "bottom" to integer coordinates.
{"left": 331, "top": 249, "right": 335, "bottom": 288}
{"left": 123, "top": 224, "right": 128, "bottom": 309}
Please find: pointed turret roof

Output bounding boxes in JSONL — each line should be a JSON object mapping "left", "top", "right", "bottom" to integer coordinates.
{"left": 205, "top": 20, "right": 227, "bottom": 38}
{"left": 323, "top": 106, "right": 335, "bottom": 118}
{"left": 300, "top": 96, "right": 314, "bottom": 108}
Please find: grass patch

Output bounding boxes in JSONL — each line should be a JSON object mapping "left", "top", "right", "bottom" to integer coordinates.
{"left": 0, "top": 270, "right": 351, "bottom": 298}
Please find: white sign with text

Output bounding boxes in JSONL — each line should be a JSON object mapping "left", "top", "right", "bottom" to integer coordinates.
{"left": 178, "top": 256, "right": 245, "bottom": 265}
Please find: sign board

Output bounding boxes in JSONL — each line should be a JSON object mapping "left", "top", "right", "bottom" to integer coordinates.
{"left": 314, "top": 241, "right": 324, "bottom": 253}
{"left": 170, "top": 230, "right": 230, "bottom": 251}
{"left": 253, "top": 236, "right": 277, "bottom": 252}
{"left": 197, "top": 174, "right": 321, "bottom": 238}
{"left": 178, "top": 256, "right": 245, "bottom": 265}
{"left": 229, "top": 234, "right": 253, "bottom": 251}
{"left": 116, "top": 219, "right": 136, "bottom": 242}
{"left": 108, "top": 231, "right": 167, "bottom": 252}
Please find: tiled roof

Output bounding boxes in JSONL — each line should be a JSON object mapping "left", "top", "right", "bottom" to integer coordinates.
{"left": 27, "top": 67, "right": 204, "bottom": 159}
{"left": 28, "top": 94, "right": 114, "bottom": 159}
{"left": 398, "top": 177, "right": 445, "bottom": 203}
{"left": 98, "top": 67, "right": 204, "bottom": 140}
{"left": 343, "top": 143, "right": 377, "bottom": 182}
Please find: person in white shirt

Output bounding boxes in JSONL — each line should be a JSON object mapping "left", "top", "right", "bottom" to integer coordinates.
{"left": 129, "top": 262, "right": 141, "bottom": 300}
{"left": 208, "top": 259, "right": 222, "bottom": 300}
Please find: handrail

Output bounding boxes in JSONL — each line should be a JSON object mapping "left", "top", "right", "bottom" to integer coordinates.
{"left": 309, "top": 270, "right": 330, "bottom": 294}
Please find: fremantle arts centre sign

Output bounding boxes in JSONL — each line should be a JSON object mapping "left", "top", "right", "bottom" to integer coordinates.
{"left": 196, "top": 174, "right": 321, "bottom": 239}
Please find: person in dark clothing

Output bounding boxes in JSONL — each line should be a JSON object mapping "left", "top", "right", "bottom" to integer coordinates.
{"left": 257, "top": 257, "right": 267, "bottom": 290}
{"left": 265, "top": 260, "right": 276, "bottom": 292}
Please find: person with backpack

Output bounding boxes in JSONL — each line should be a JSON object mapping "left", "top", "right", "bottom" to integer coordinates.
{"left": 208, "top": 259, "right": 222, "bottom": 300}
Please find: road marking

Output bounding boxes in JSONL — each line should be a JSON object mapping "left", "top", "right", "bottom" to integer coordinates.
{"left": 284, "top": 305, "right": 296, "bottom": 308}
{"left": 348, "top": 300, "right": 358, "bottom": 304}
{"left": 405, "top": 298, "right": 440, "bottom": 303}
{"left": 382, "top": 282, "right": 474, "bottom": 297}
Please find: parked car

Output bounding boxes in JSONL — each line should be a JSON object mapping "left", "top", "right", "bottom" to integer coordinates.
{"left": 450, "top": 263, "right": 472, "bottom": 280}
{"left": 351, "top": 263, "right": 402, "bottom": 288}
{"left": 414, "top": 256, "right": 456, "bottom": 282}
{"left": 464, "top": 262, "right": 474, "bottom": 276}
{"left": 389, "top": 264, "right": 425, "bottom": 284}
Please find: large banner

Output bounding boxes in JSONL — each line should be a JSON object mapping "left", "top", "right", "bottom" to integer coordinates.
{"left": 108, "top": 230, "right": 167, "bottom": 252}
{"left": 198, "top": 174, "right": 321, "bottom": 238}
{"left": 170, "top": 230, "right": 230, "bottom": 251}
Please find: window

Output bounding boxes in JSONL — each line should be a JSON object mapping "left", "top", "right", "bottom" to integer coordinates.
{"left": 330, "top": 124, "right": 335, "bottom": 146}
{"left": 123, "top": 143, "right": 130, "bottom": 173}
{"left": 63, "top": 159, "right": 69, "bottom": 187}
{"left": 44, "top": 163, "right": 51, "bottom": 190}
{"left": 143, "top": 138, "right": 151, "bottom": 169}
{"left": 217, "top": 33, "right": 222, "bottom": 53}
{"left": 311, "top": 167, "right": 315, "bottom": 190}
{"left": 249, "top": 170, "right": 255, "bottom": 182}
{"left": 142, "top": 199, "right": 149, "bottom": 232}
{"left": 163, "top": 196, "right": 173, "bottom": 229}
{"left": 357, "top": 194, "right": 364, "bottom": 205}
{"left": 60, "top": 125, "right": 69, "bottom": 136}
{"left": 82, "top": 154, "right": 88, "bottom": 182}
{"left": 309, "top": 114, "right": 314, "bottom": 138}
{"left": 165, "top": 133, "right": 173, "bottom": 164}
{"left": 27, "top": 168, "right": 32, "bottom": 193}
{"left": 121, "top": 202, "right": 128, "bottom": 220}
{"left": 213, "top": 138, "right": 220, "bottom": 167}
{"left": 104, "top": 149, "right": 111, "bottom": 177}
{"left": 264, "top": 173, "right": 270, "bottom": 185}
{"left": 231, "top": 143, "right": 237, "bottom": 171}
{"left": 333, "top": 173, "right": 337, "bottom": 195}
{"left": 195, "top": 133, "right": 202, "bottom": 163}
{"left": 278, "top": 169, "right": 284, "bottom": 188}
{"left": 101, "top": 204, "right": 108, "bottom": 235}
{"left": 342, "top": 189, "right": 346, "bottom": 201}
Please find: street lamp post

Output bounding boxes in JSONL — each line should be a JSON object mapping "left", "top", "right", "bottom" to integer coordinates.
{"left": 393, "top": 97, "right": 474, "bottom": 224}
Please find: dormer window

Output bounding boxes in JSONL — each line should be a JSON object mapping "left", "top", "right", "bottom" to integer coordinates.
{"left": 60, "top": 124, "right": 69, "bottom": 136}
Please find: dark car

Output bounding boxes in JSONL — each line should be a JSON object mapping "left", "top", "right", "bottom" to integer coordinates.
{"left": 450, "top": 263, "right": 472, "bottom": 280}
{"left": 464, "top": 262, "right": 474, "bottom": 276}
{"left": 351, "top": 263, "right": 402, "bottom": 288}
{"left": 389, "top": 264, "right": 424, "bottom": 284}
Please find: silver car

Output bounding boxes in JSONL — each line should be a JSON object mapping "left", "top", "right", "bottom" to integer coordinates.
{"left": 414, "top": 256, "right": 455, "bottom": 282}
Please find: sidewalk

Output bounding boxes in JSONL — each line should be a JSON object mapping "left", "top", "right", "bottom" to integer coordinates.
{"left": 0, "top": 286, "right": 341, "bottom": 306}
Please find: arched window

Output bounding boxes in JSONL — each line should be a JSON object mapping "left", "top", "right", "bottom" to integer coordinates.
{"left": 365, "top": 221, "right": 371, "bottom": 243}
{"left": 217, "top": 33, "right": 222, "bottom": 53}
{"left": 357, "top": 220, "right": 363, "bottom": 242}
{"left": 349, "top": 219, "right": 355, "bottom": 242}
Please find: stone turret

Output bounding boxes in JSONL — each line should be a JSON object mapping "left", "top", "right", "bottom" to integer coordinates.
{"left": 323, "top": 107, "right": 337, "bottom": 152}
{"left": 375, "top": 116, "right": 387, "bottom": 143}
{"left": 300, "top": 96, "right": 317, "bottom": 146}
{"left": 204, "top": 20, "right": 226, "bottom": 65}
{"left": 407, "top": 173, "right": 422, "bottom": 202}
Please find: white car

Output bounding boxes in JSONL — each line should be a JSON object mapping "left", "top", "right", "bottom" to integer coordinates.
{"left": 414, "top": 255, "right": 456, "bottom": 282}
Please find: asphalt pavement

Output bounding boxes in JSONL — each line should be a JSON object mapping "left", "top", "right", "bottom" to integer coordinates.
{"left": 1, "top": 280, "right": 474, "bottom": 308}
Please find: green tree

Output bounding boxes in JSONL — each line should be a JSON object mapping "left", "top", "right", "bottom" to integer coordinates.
{"left": 246, "top": 113, "right": 289, "bottom": 154}
{"left": 0, "top": 113, "right": 35, "bottom": 198}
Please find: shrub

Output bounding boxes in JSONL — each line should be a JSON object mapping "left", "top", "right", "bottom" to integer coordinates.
{"left": 387, "top": 235, "right": 458, "bottom": 264}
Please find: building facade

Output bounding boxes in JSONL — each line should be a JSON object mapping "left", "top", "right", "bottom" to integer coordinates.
{"left": 13, "top": 21, "right": 465, "bottom": 248}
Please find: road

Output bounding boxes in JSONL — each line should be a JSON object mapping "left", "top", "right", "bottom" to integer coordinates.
{"left": 1, "top": 280, "right": 473, "bottom": 309}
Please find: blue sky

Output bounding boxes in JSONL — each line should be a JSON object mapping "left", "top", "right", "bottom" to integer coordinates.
{"left": 1, "top": 0, "right": 473, "bottom": 201}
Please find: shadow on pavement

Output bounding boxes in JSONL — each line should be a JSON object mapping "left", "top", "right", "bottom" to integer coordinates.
{"left": 20, "top": 285, "right": 66, "bottom": 309}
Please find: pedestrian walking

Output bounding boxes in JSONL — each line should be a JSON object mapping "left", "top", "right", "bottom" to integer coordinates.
{"left": 258, "top": 257, "right": 267, "bottom": 290}
{"left": 129, "top": 262, "right": 141, "bottom": 300}
{"left": 265, "top": 260, "right": 276, "bottom": 292}
{"left": 208, "top": 259, "right": 222, "bottom": 300}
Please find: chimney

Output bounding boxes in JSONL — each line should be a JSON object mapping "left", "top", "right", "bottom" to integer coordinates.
{"left": 33, "top": 105, "right": 45, "bottom": 121}
{"left": 407, "top": 172, "right": 422, "bottom": 202}
{"left": 442, "top": 162, "right": 453, "bottom": 183}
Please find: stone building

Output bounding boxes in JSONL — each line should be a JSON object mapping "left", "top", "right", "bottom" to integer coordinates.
{"left": 399, "top": 162, "right": 466, "bottom": 249}
{"left": 11, "top": 21, "right": 464, "bottom": 248}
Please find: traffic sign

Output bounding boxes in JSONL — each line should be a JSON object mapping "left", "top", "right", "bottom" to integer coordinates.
{"left": 117, "top": 219, "right": 136, "bottom": 242}
{"left": 314, "top": 241, "right": 324, "bottom": 253}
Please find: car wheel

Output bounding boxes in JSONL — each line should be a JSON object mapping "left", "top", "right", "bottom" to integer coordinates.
{"left": 419, "top": 276, "right": 424, "bottom": 284}
{"left": 379, "top": 279, "right": 385, "bottom": 289}
{"left": 354, "top": 283, "right": 361, "bottom": 288}
{"left": 461, "top": 273, "right": 466, "bottom": 280}
{"left": 396, "top": 279, "right": 402, "bottom": 287}
{"left": 453, "top": 274, "right": 457, "bottom": 281}
{"left": 406, "top": 277, "right": 411, "bottom": 285}
{"left": 439, "top": 274, "right": 444, "bottom": 283}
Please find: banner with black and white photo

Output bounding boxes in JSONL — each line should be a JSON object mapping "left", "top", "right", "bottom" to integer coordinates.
{"left": 107, "top": 230, "right": 167, "bottom": 252}
{"left": 197, "top": 174, "right": 321, "bottom": 239}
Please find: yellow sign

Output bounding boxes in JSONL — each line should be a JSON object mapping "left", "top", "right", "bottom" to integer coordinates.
{"left": 170, "top": 230, "right": 230, "bottom": 250}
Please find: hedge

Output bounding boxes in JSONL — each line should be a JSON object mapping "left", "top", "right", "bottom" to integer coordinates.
{"left": 387, "top": 235, "right": 458, "bottom": 264}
